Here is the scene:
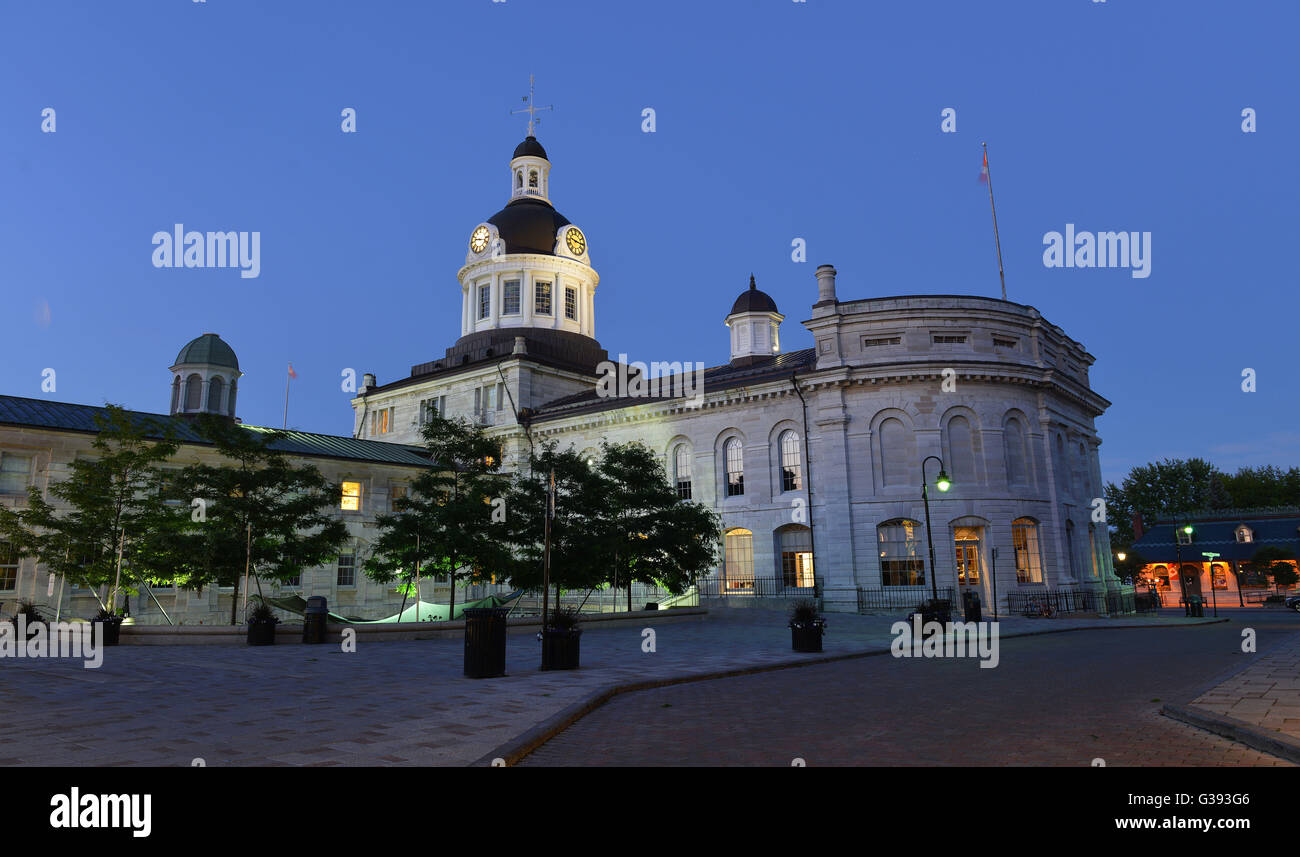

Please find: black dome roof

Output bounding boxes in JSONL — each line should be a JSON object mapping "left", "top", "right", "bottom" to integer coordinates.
{"left": 487, "top": 198, "right": 571, "bottom": 256}
{"left": 729, "top": 275, "right": 779, "bottom": 315}
{"left": 513, "top": 136, "right": 548, "bottom": 159}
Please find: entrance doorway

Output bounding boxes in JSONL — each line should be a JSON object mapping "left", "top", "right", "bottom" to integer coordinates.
{"left": 1180, "top": 564, "right": 1202, "bottom": 599}
{"left": 952, "top": 526, "right": 983, "bottom": 592}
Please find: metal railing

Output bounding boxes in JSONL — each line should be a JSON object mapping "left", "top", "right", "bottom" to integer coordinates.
{"left": 695, "top": 577, "right": 818, "bottom": 599}
{"left": 1006, "top": 586, "right": 1138, "bottom": 616}
{"left": 856, "top": 586, "right": 955, "bottom": 612}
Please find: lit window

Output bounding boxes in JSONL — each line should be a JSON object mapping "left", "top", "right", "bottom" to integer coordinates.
{"left": 341, "top": 481, "right": 361, "bottom": 511}
{"left": 878, "top": 519, "right": 925, "bottom": 587}
{"left": 1236, "top": 526, "right": 1253, "bottom": 543}
{"left": 779, "top": 430, "right": 802, "bottom": 492}
{"left": 390, "top": 483, "right": 408, "bottom": 512}
{"left": 779, "top": 526, "right": 814, "bottom": 588}
{"left": 1012, "top": 518, "right": 1044, "bottom": 584}
{"left": 535, "top": 281, "right": 552, "bottom": 315}
{"left": 723, "top": 528, "right": 754, "bottom": 591}
{"left": 503, "top": 280, "right": 521, "bottom": 315}
{"left": 724, "top": 438, "right": 744, "bottom": 497}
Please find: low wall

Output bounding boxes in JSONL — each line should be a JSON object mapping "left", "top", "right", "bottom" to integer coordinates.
{"left": 118, "top": 607, "right": 707, "bottom": 645}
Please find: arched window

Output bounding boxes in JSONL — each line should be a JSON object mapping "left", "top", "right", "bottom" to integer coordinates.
{"left": 516, "top": 171, "right": 523, "bottom": 188}
{"left": 1152, "top": 565, "right": 1171, "bottom": 590}
{"left": 779, "top": 430, "right": 802, "bottom": 492}
{"left": 228, "top": 379, "right": 237, "bottom": 416}
{"left": 1003, "top": 417, "right": 1027, "bottom": 486}
{"left": 207, "top": 376, "right": 224, "bottom": 413}
{"left": 878, "top": 519, "right": 924, "bottom": 587}
{"left": 1012, "top": 517, "right": 1043, "bottom": 584}
{"left": 528, "top": 170, "right": 538, "bottom": 189}
{"left": 673, "top": 444, "right": 692, "bottom": 499}
{"left": 184, "top": 374, "right": 203, "bottom": 411}
{"left": 1235, "top": 526, "right": 1253, "bottom": 543}
{"left": 724, "top": 438, "right": 744, "bottom": 496}
{"left": 879, "top": 417, "right": 914, "bottom": 487}
{"left": 777, "top": 525, "right": 814, "bottom": 588}
{"left": 723, "top": 528, "right": 754, "bottom": 591}
{"left": 947, "top": 415, "right": 975, "bottom": 484}
{"left": 170, "top": 376, "right": 181, "bottom": 413}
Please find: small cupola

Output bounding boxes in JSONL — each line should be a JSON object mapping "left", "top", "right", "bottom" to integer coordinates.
{"left": 725, "top": 275, "right": 784, "bottom": 366}
{"left": 169, "top": 333, "right": 242, "bottom": 419}
{"left": 510, "top": 136, "right": 551, "bottom": 203}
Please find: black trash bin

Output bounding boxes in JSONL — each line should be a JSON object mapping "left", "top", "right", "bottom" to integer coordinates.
{"left": 463, "top": 607, "right": 508, "bottom": 679}
{"left": 1188, "top": 595, "right": 1204, "bottom": 618}
{"left": 962, "top": 590, "right": 982, "bottom": 622}
{"left": 303, "top": 596, "right": 329, "bottom": 644}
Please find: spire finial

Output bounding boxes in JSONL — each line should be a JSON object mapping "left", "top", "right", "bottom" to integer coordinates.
{"left": 510, "top": 73, "right": 553, "bottom": 138}
{"left": 749, "top": 274, "right": 756, "bottom": 290}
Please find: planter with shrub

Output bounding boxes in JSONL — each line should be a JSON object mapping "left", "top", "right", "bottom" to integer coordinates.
{"left": 246, "top": 601, "right": 279, "bottom": 646}
{"left": 91, "top": 607, "right": 124, "bottom": 646}
{"left": 789, "top": 599, "right": 826, "bottom": 653}
{"left": 9, "top": 600, "right": 45, "bottom": 641}
{"left": 540, "top": 606, "right": 582, "bottom": 670}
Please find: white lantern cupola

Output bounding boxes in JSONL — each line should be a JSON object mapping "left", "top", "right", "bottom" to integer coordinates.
{"left": 725, "top": 275, "right": 784, "bottom": 366}
{"left": 169, "top": 333, "right": 242, "bottom": 419}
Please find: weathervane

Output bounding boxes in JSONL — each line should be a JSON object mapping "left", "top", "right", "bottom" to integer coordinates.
{"left": 511, "top": 73, "right": 552, "bottom": 138}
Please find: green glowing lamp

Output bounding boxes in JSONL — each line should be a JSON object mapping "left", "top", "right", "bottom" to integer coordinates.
{"left": 935, "top": 470, "right": 952, "bottom": 493}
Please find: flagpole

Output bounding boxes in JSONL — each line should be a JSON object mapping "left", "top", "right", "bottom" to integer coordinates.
{"left": 283, "top": 365, "right": 291, "bottom": 429}
{"left": 982, "top": 142, "right": 1008, "bottom": 301}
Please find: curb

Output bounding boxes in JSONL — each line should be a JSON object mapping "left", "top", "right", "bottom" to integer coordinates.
{"left": 1162, "top": 703, "right": 1300, "bottom": 766}
{"left": 472, "top": 616, "right": 1229, "bottom": 766}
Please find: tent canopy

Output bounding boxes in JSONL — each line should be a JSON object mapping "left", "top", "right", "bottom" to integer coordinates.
{"left": 255, "top": 592, "right": 520, "bottom": 625}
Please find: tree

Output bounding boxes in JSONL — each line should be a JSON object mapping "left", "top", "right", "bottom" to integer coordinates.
{"left": 500, "top": 441, "right": 606, "bottom": 597}
{"left": 1222, "top": 465, "right": 1300, "bottom": 509}
{"left": 588, "top": 441, "right": 720, "bottom": 609}
{"left": 170, "top": 415, "right": 349, "bottom": 624}
{"left": 1243, "top": 546, "right": 1298, "bottom": 590}
{"left": 363, "top": 413, "right": 512, "bottom": 620}
{"left": 1103, "top": 457, "right": 1223, "bottom": 543}
{"left": 0, "top": 405, "right": 178, "bottom": 615}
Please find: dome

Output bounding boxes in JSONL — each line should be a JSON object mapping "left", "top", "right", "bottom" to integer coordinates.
{"left": 486, "top": 198, "right": 571, "bottom": 256}
{"left": 729, "top": 275, "right": 779, "bottom": 315}
{"left": 174, "top": 333, "right": 239, "bottom": 371}
{"left": 513, "top": 136, "right": 549, "bottom": 160}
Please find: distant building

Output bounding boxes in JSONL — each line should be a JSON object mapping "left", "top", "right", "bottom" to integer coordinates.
{"left": 0, "top": 334, "right": 434, "bottom": 624}
{"left": 1130, "top": 509, "right": 1300, "bottom": 605}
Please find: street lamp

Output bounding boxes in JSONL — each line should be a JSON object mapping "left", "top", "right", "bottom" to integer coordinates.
{"left": 920, "top": 455, "right": 951, "bottom": 604}
{"left": 1202, "top": 551, "right": 1220, "bottom": 617}
{"left": 1173, "top": 523, "right": 1194, "bottom": 607}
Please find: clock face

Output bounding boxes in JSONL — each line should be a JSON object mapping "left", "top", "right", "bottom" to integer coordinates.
{"left": 565, "top": 227, "right": 586, "bottom": 256}
{"left": 469, "top": 225, "right": 490, "bottom": 254}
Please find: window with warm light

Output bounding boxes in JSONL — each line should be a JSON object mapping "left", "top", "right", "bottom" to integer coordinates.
{"left": 341, "top": 481, "right": 361, "bottom": 511}
{"left": 878, "top": 519, "right": 925, "bottom": 587}
{"left": 1012, "top": 517, "right": 1044, "bottom": 584}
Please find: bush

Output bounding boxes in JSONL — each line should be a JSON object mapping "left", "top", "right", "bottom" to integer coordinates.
{"left": 545, "top": 605, "right": 581, "bottom": 632}
{"left": 789, "top": 598, "right": 823, "bottom": 629}
{"left": 10, "top": 599, "right": 44, "bottom": 628}
{"left": 248, "top": 601, "right": 279, "bottom": 625}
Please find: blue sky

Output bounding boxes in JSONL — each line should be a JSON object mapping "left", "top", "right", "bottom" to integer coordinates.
{"left": 1, "top": 0, "right": 1296, "bottom": 486}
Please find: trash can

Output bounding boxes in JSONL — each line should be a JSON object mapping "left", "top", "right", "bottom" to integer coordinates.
{"left": 1188, "top": 595, "right": 1204, "bottom": 618}
{"left": 303, "top": 596, "right": 329, "bottom": 644}
{"left": 962, "top": 590, "right": 982, "bottom": 622}
{"left": 463, "top": 607, "right": 509, "bottom": 679}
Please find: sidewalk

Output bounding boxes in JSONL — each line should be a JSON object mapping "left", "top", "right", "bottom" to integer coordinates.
{"left": 0, "top": 608, "right": 1226, "bottom": 767}
{"left": 1164, "top": 632, "right": 1300, "bottom": 764}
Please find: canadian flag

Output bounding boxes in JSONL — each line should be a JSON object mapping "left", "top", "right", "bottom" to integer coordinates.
{"left": 979, "top": 150, "right": 989, "bottom": 183}
{"left": 287, "top": 363, "right": 298, "bottom": 379}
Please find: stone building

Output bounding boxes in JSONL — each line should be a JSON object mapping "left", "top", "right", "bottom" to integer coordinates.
{"left": 0, "top": 334, "right": 433, "bottom": 625}
{"left": 350, "top": 133, "right": 1122, "bottom": 613}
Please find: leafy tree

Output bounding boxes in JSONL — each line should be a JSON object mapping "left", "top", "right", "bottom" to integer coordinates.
{"left": 1103, "top": 457, "right": 1223, "bottom": 543}
{"left": 169, "top": 415, "right": 349, "bottom": 624}
{"left": 500, "top": 441, "right": 606, "bottom": 598}
{"left": 1243, "top": 545, "right": 1298, "bottom": 589}
{"left": 1222, "top": 465, "right": 1300, "bottom": 509}
{"left": 363, "top": 413, "right": 512, "bottom": 620}
{"left": 0, "top": 405, "right": 178, "bottom": 615}
{"left": 588, "top": 441, "right": 721, "bottom": 609}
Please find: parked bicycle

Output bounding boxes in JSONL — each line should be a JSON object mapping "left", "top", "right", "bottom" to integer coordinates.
{"left": 1023, "top": 597, "right": 1057, "bottom": 618}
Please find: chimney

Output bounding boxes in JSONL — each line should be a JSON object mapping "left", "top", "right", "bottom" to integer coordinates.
{"left": 815, "top": 264, "right": 838, "bottom": 305}
{"left": 360, "top": 373, "right": 376, "bottom": 394}
{"left": 1131, "top": 510, "right": 1144, "bottom": 542}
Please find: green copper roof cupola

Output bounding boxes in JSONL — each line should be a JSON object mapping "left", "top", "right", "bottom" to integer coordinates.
{"left": 169, "top": 333, "right": 242, "bottom": 419}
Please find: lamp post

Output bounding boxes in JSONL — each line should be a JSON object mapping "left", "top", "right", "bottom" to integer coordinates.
{"left": 1173, "top": 522, "right": 1193, "bottom": 606}
{"left": 920, "top": 455, "right": 951, "bottom": 605}
{"left": 1202, "top": 551, "right": 1220, "bottom": 618}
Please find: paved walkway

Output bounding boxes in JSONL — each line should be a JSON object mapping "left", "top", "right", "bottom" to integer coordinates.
{"left": 1190, "top": 632, "right": 1300, "bottom": 744}
{"left": 0, "top": 608, "right": 1238, "bottom": 766}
